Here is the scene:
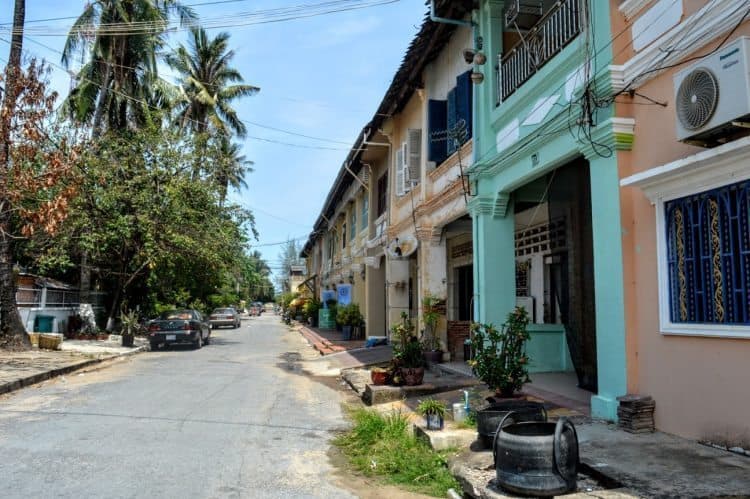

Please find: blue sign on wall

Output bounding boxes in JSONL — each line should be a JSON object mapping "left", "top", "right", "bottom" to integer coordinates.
{"left": 321, "top": 289, "right": 336, "bottom": 307}
{"left": 337, "top": 284, "right": 352, "bottom": 305}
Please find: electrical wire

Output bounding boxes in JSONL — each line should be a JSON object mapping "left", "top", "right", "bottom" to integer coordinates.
{"left": 0, "top": 0, "right": 400, "bottom": 36}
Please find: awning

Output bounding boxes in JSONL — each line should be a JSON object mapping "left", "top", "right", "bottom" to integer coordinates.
{"left": 297, "top": 274, "right": 317, "bottom": 294}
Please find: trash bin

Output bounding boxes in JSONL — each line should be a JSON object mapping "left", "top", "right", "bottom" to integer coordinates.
{"left": 463, "top": 338, "right": 473, "bottom": 362}
{"left": 34, "top": 315, "right": 54, "bottom": 333}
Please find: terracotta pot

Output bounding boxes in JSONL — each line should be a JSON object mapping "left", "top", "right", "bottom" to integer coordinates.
{"left": 370, "top": 370, "right": 390, "bottom": 385}
{"left": 401, "top": 367, "right": 424, "bottom": 386}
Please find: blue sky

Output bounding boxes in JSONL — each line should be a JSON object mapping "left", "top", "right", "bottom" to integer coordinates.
{"left": 0, "top": 0, "right": 427, "bottom": 285}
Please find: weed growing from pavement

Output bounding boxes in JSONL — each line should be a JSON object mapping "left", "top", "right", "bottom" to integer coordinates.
{"left": 333, "top": 406, "right": 460, "bottom": 497}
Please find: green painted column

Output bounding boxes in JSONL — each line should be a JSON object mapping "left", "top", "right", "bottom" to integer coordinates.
{"left": 470, "top": 196, "right": 516, "bottom": 327}
{"left": 586, "top": 152, "right": 627, "bottom": 421}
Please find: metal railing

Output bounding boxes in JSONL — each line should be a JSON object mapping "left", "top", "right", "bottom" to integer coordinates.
{"left": 15, "top": 287, "right": 106, "bottom": 308}
{"left": 497, "top": 0, "right": 582, "bottom": 105}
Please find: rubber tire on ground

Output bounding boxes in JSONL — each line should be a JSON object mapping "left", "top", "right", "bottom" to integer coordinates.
{"left": 203, "top": 334, "right": 210, "bottom": 345}
{"left": 194, "top": 333, "right": 202, "bottom": 350}
{"left": 150, "top": 342, "right": 159, "bottom": 351}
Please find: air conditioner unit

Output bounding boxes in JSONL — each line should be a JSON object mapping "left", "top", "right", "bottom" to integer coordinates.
{"left": 674, "top": 36, "right": 750, "bottom": 145}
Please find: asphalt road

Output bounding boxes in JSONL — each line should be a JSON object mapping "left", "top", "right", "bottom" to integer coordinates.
{"left": 0, "top": 315, "right": 357, "bottom": 499}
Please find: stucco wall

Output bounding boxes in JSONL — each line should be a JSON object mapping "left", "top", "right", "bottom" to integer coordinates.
{"left": 617, "top": 17, "right": 750, "bottom": 439}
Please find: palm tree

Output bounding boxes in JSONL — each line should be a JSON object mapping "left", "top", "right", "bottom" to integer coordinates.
{"left": 166, "top": 27, "right": 259, "bottom": 137}
{"left": 62, "top": 0, "right": 195, "bottom": 134}
{"left": 213, "top": 136, "right": 253, "bottom": 206}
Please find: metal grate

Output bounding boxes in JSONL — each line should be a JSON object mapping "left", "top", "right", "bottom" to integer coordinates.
{"left": 665, "top": 179, "right": 750, "bottom": 324}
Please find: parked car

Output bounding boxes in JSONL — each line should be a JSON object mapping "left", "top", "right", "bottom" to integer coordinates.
{"left": 253, "top": 302, "right": 264, "bottom": 315}
{"left": 147, "top": 309, "right": 210, "bottom": 350}
{"left": 209, "top": 307, "right": 241, "bottom": 329}
{"left": 248, "top": 305, "right": 260, "bottom": 316}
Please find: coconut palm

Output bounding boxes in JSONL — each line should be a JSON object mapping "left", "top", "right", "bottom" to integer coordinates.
{"left": 213, "top": 136, "right": 253, "bottom": 206}
{"left": 62, "top": 0, "right": 195, "bottom": 134}
{"left": 166, "top": 27, "right": 259, "bottom": 137}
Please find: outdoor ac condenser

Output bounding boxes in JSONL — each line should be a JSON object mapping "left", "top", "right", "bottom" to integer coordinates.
{"left": 673, "top": 36, "right": 750, "bottom": 144}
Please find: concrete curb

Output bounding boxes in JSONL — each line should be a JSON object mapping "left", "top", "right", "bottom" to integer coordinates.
{"left": 0, "top": 344, "right": 148, "bottom": 396}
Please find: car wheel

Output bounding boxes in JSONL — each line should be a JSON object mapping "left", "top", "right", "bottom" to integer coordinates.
{"left": 194, "top": 333, "right": 202, "bottom": 350}
{"left": 203, "top": 333, "right": 210, "bottom": 346}
{"left": 150, "top": 342, "right": 159, "bottom": 351}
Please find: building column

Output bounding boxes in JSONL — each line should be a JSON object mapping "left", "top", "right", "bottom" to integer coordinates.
{"left": 470, "top": 194, "right": 516, "bottom": 327}
{"left": 581, "top": 117, "right": 635, "bottom": 421}
{"left": 417, "top": 226, "right": 448, "bottom": 343}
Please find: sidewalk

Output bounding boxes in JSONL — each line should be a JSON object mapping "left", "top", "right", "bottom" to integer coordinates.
{"left": 297, "top": 324, "right": 366, "bottom": 354}
{"left": 0, "top": 336, "right": 147, "bottom": 396}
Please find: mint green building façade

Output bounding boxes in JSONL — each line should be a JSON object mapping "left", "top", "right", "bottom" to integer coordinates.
{"left": 467, "top": 0, "right": 633, "bottom": 420}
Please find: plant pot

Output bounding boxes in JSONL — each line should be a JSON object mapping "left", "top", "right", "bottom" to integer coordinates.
{"left": 401, "top": 367, "right": 424, "bottom": 386}
{"left": 97, "top": 333, "right": 109, "bottom": 341}
{"left": 425, "top": 413, "right": 444, "bottom": 431}
{"left": 370, "top": 370, "right": 390, "bottom": 385}
{"left": 28, "top": 332, "right": 40, "bottom": 347}
{"left": 423, "top": 350, "right": 443, "bottom": 364}
{"left": 342, "top": 325, "right": 352, "bottom": 340}
{"left": 121, "top": 335, "right": 134, "bottom": 347}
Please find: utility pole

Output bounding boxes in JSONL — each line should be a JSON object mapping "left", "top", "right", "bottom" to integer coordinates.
{"left": 0, "top": 0, "right": 30, "bottom": 348}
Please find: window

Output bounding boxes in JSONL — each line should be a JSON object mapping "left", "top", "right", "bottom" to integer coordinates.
{"left": 427, "top": 71, "right": 473, "bottom": 164}
{"left": 377, "top": 172, "right": 388, "bottom": 216}
{"left": 342, "top": 224, "right": 347, "bottom": 249}
{"left": 361, "top": 196, "right": 368, "bottom": 230}
{"left": 350, "top": 210, "right": 356, "bottom": 240}
{"left": 665, "top": 179, "right": 750, "bottom": 325}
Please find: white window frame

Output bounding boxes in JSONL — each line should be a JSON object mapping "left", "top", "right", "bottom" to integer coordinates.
{"left": 621, "top": 136, "right": 750, "bottom": 339}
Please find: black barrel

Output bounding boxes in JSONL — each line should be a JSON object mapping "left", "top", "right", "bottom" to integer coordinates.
{"left": 476, "top": 400, "right": 547, "bottom": 448}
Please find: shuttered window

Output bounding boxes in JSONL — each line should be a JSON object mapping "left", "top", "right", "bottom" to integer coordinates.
{"left": 407, "top": 128, "right": 422, "bottom": 188}
{"left": 361, "top": 196, "right": 368, "bottom": 230}
{"left": 396, "top": 146, "right": 405, "bottom": 196}
{"left": 350, "top": 210, "right": 356, "bottom": 240}
{"left": 377, "top": 172, "right": 388, "bottom": 216}
{"left": 444, "top": 71, "right": 473, "bottom": 158}
{"left": 428, "top": 99, "right": 448, "bottom": 164}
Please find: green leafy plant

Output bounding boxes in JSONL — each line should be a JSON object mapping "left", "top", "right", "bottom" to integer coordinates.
{"left": 120, "top": 309, "right": 139, "bottom": 338}
{"left": 469, "top": 306, "right": 531, "bottom": 397}
{"left": 336, "top": 303, "right": 364, "bottom": 327}
{"left": 421, "top": 294, "right": 442, "bottom": 351}
{"left": 333, "top": 406, "right": 459, "bottom": 497}
{"left": 416, "top": 398, "right": 447, "bottom": 418}
{"left": 391, "top": 313, "right": 425, "bottom": 369}
{"left": 303, "top": 298, "right": 321, "bottom": 318}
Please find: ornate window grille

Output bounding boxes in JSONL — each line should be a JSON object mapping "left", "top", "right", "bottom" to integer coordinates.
{"left": 665, "top": 179, "right": 750, "bottom": 324}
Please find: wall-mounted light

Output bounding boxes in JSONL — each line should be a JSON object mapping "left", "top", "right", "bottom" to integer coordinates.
{"left": 471, "top": 71, "right": 484, "bottom": 84}
{"left": 462, "top": 48, "right": 476, "bottom": 64}
{"left": 348, "top": 272, "right": 355, "bottom": 285}
{"left": 473, "top": 51, "right": 487, "bottom": 65}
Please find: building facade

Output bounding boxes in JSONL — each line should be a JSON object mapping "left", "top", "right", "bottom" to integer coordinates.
{"left": 618, "top": 0, "right": 750, "bottom": 438}
{"left": 469, "top": 0, "right": 631, "bottom": 420}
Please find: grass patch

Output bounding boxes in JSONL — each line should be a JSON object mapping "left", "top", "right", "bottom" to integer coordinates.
{"left": 333, "top": 406, "right": 460, "bottom": 497}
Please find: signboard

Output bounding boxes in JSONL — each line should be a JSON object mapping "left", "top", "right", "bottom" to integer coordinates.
{"left": 318, "top": 309, "right": 336, "bottom": 329}
{"left": 337, "top": 284, "right": 352, "bottom": 305}
{"left": 321, "top": 289, "right": 336, "bottom": 306}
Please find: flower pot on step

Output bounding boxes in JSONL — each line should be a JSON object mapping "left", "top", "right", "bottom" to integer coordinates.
{"left": 401, "top": 367, "right": 424, "bottom": 386}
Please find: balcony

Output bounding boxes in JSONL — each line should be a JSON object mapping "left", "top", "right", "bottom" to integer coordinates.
{"left": 496, "top": 0, "right": 582, "bottom": 105}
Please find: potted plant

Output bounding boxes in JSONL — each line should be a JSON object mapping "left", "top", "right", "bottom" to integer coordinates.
{"left": 337, "top": 303, "right": 363, "bottom": 340}
{"left": 370, "top": 366, "right": 391, "bottom": 385}
{"left": 391, "top": 313, "right": 425, "bottom": 386}
{"left": 417, "top": 398, "right": 447, "bottom": 430}
{"left": 469, "top": 306, "right": 531, "bottom": 398}
{"left": 421, "top": 294, "right": 443, "bottom": 364}
{"left": 303, "top": 299, "right": 321, "bottom": 328}
{"left": 120, "top": 309, "right": 138, "bottom": 347}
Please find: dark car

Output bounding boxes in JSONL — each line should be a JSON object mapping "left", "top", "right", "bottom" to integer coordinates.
{"left": 209, "top": 307, "right": 241, "bottom": 329}
{"left": 148, "top": 309, "right": 210, "bottom": 350}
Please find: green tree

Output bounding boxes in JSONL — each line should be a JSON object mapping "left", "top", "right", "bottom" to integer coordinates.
{"left": 62, "top": 0, "right": 195, "bottom": 134}
{"left": 276, "top": 239, "right": 302, "bottom": 293}
{"left": 166, "top": 27, "right": 259, "bottom": 136}
{"left": 211, "top": 136, "right": 252, "bottom": 206}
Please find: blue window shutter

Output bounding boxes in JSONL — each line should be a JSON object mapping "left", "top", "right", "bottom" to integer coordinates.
{"left": 427, "top": 99, "right": 447, "bottom": 164}
{"left": 455, "top": 70, "right": 473, "bottom": 144}
{"left": 447, "top": 87, "right": 457, "bottom": 155}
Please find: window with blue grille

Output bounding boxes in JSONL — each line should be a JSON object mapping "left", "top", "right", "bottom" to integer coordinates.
{"left": 664, "top": 179, "right": 750, "bottom": 325}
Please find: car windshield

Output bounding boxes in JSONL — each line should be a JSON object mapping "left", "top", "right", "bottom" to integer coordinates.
{"left": 213, "top": 308, "right": 233, "bottom": 314}
{"left": 161, "top": 310, "right": 193, "bottom": 320}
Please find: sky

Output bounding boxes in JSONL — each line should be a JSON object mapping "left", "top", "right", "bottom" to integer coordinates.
{"left": 0, "top": 0, "right": 427, "bottom": 287}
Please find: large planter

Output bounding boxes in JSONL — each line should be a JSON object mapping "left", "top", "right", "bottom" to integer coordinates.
{"left": 341, "top": 325, "right": 353, "bottom": 340}
{"left": 423, "top": 350, "right": 443, "bottom": 364}
{"left": 476, "top": 400, "right": 547, "bottom": 448}
{"left": 121, "top": 334, "right": 135, "bottom": 347}
{"left": 38, "top": 334, "right": 62, "bottom": 350}
{"left": 494, "top": 417, "right": 579, "bottom": 497}
{"left": 401, "top": 367, "right": 424, "bottom": 386}
{"left": 370, "top": 369, "right": 390, "bottom": 385}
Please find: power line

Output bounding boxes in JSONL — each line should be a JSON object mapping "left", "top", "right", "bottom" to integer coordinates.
{"left": 0, "top": 0, "right": 400, "bottom": 36}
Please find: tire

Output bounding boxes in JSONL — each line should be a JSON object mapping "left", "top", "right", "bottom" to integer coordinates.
{"left": 150, "top": 342, "right": 159, "bottom": 351}
{"left": 203, "top": 333, "right": 210, "bottom": 346}
{"left": 193, "top": 333, "right": 202, "bottom": 350}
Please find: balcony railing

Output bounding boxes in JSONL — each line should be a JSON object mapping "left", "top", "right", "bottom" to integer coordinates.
{"left": 15, "top": 287, "right": 106, "bottom": 308}
{"left": 496, "top": 0, "right": 582, "bottom": 105}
